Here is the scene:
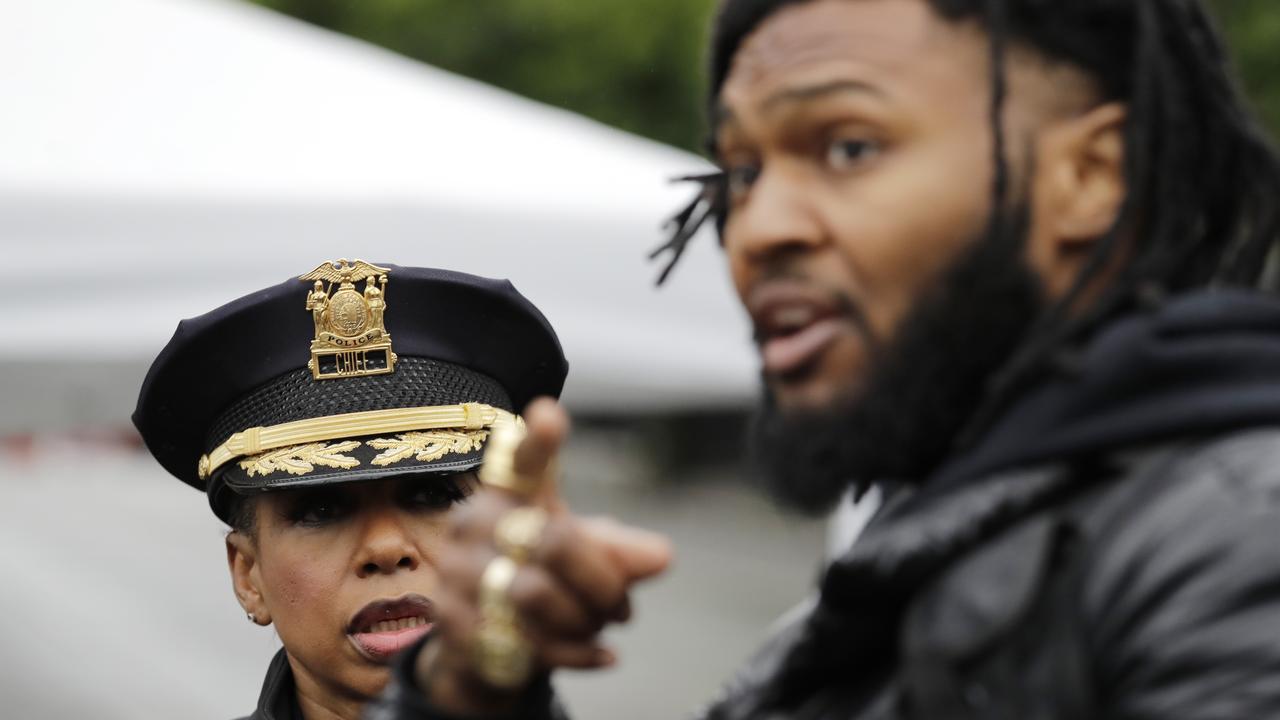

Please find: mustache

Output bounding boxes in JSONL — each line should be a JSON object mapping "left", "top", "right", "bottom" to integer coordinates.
{"left": 747, "top": 271, "right": 881, "bottom": 356}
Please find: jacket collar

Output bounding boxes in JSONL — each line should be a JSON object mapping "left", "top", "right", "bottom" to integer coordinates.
{"left": 940, "top": 289, "right": 1280, "bottom": 493}
{"left": 247, "top": 648, "right": 302, "bottom": 720}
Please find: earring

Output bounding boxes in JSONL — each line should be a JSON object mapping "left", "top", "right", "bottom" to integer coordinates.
{"left": 247, "top": 612, "right": 257, "bottom": 624}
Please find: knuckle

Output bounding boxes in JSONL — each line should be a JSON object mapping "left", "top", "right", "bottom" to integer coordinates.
{"left": 436, "top": 552, "right": 468, "bottom": 583}
{"left": 539, "top": 643, "right": 594, "bottom": 669}
{"left": 588, "top": 573, "right": 626, "bottom": 609}
{"left": 432, "top": 592, "right": 476, "bottom": 643}
{"left": 449, "top": 494, "right": 514, "bottom": 542}
{"left": 535, "top": 517, "right": 578, "bottom": 565}
{"left": 448, "top": 508, "right": 480, "bottom": 540}
{"left": 561, "top": 613, "right": 605, "bottom": 639}
{"left": 507, "top": 567, "right": 551, "bottom": 608}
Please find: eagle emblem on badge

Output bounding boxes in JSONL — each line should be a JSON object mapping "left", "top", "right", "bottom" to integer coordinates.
{"left": 299, "top": 259, "right": 396, "bottom": 380}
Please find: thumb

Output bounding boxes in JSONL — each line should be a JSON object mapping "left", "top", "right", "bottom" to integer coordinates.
{"left": 580, "top": 517, "right": 672, "bottom": 582}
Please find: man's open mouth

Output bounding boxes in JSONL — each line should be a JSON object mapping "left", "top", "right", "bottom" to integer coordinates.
{"left": 749, "top": 281, "right": 849, "bottom": 378}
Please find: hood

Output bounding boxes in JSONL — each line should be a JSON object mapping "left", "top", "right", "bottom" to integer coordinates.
{"left": 932, "top": 289, "right": 1280, "bottom": 489}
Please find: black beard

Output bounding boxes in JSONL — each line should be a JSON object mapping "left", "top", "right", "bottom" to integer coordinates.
{"left": 749, "top": 207, "right": 1044, "bottom": 515}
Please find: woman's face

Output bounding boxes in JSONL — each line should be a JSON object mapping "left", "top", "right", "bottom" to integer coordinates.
{"left": 226, "top": 473, "right": 476, "bottom": 706}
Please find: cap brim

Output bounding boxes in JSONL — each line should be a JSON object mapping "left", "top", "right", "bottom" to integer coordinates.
{"left": 205, "top": 428, "right": 489, "bottom": 523}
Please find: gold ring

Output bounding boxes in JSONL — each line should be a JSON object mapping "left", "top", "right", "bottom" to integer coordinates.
{"left": 472, "top": 555, "right": 533, "bottom": 689}
{"left": 478, "top": 554, "right": 518, "bottom": 608}
{"left": 494, "top": 506, "right": 549, "bottom": 564}
{"left": 478, "top": 420, "right": 547, "bottom": 499}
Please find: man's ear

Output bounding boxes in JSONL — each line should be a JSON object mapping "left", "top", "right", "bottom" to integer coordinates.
{"left": 226, "top": 532, "right": 271, "bottom": 626}
{"left": 1029, "top": 102, "right": 1128, "bottom": 300}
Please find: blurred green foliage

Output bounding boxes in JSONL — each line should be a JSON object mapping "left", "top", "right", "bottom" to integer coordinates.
{"left": 251, "top": 0, "right": 1277, "bottom": 151}
{"left": 1211, "top": 0, "right": 1280, "bottom": 140}
{"left": 251, "top": 0, "right": 718, "bottom": 151}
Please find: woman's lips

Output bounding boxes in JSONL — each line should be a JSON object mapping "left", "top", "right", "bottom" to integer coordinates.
{"left": 761, "top": 317, "right": 845, "bottom": 376}
{"left": 346, "top": 593, "right": 435, "bottom": 663}
{"left": 348, "top": 618, "right": 433, "bottom": 663}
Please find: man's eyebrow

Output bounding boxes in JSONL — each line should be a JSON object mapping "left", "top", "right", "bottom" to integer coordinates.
{"left": 712, "top": 78, "right": 885, "bottom": 137}
{"left": 712, "top": 104, "right": 738, "bottom": 133}
{"left": 762, "top": 79, "right": 884, "bottom": 111}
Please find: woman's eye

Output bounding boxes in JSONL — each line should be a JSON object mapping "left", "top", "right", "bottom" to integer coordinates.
{"left": 401, "top": 478, "right": 470, "bottom": 512}
{"left": 286, "top": 492, "right": 351, "bottom": 526}
{"left": 825, "top": 138, "right": 881, "bottom": 171}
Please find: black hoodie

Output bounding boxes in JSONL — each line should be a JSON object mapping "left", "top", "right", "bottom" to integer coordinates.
{"left": 934, "top": 288, "right": 1280, "bottom": 492}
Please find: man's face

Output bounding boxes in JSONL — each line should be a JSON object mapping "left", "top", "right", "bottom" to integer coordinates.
{"left": 716, "top": 0, "right": 1097, "bottom": 415}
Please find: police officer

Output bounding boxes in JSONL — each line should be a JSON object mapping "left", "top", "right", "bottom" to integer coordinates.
{"left": 134, "top": 260, "right": 567, "bottom": 720}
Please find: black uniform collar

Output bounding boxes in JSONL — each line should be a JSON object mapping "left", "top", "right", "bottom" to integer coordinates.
{"left": 243, "top": 649, "right": 303, "bottom": 720}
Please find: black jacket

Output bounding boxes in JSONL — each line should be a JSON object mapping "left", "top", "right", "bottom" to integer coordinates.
{"left": 236, "top": 649, "right": 303, "bottom": 720}
{"left": 369, "top": 290, "right": 1280, "bottom": 719}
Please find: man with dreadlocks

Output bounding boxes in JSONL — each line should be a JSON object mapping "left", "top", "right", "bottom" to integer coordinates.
{"left": 369, "top": 0, "right": 1280, "bottom": 718}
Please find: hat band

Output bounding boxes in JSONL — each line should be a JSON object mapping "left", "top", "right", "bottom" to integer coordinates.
{"left": 198, "top": 403, "right": 519, "bottom": 480}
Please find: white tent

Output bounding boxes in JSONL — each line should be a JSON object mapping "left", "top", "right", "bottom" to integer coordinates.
{"left": 0, "top": 0, "right": 756, "bottom": 432}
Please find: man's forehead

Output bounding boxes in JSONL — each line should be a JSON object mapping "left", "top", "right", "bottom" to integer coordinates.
{"left": 719, "top": 0, "right": 988, "bottom": 117}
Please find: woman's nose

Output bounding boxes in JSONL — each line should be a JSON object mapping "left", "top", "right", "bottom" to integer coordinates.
{"left": 354, "top": 509, "right": 421, "bottom": 577}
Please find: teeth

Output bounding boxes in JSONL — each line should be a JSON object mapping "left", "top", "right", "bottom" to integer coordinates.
{"left": 774, "top": 306, "right": 814, "bottom": 331}
{"left": 358, "top": 616, "right": 429, "bottom": 634}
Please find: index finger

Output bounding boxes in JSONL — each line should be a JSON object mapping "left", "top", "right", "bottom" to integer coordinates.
{"left": 480, "top": 397, "right": 568, "bottom": 507}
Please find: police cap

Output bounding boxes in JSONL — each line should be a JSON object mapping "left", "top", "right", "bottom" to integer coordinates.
{"left": 133, "top": 260, "right": 567, "bottom": 523}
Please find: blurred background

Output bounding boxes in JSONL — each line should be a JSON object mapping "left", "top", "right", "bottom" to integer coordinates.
{"left": 1, "top": 0, "right": 1276, "bottom": 717}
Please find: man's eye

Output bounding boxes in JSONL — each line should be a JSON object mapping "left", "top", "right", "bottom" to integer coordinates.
{"left": 726, "top": 163, "right": 761, "bottom": 201}
{"left": 825, "top": 138, "right": 881, "bottom": 171}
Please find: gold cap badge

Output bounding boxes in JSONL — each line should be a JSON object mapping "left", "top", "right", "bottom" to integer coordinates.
{"left": 299, "top": 259, "right": 397, "bottom": 380}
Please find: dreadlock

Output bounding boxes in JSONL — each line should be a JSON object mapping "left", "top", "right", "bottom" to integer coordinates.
{"left": 653, "top": 0, "right": 1280, "bottom": 430}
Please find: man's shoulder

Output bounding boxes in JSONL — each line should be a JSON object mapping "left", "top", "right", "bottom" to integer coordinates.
{"left": 901, "top": 427, "right": 1280, "bottom": 715}
{"left": 911, "top": 426, "right": 1280, "bottom": 654}
{"left": 1031, "top": 428, "right": 1280, "bottom": 717}
{"left": 1076, "top": 425, "right": 1280, "bottom": 651}
{"left": 1082, "top": 425, "right": 1280, "bottom": 550}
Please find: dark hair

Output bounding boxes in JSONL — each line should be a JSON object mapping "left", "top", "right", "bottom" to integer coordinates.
{"left": 226, "top": 493, "right": 258, "bottom": 538}
{"left": 653, "top": 0, "right": 1280, "bottom": 427}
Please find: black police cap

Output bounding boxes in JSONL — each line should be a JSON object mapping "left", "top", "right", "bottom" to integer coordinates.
{"left": 133, "top": 261, "right": 567, "bottom": 523}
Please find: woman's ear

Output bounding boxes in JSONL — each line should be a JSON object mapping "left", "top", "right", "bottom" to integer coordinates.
{"left": 226, "top": 532, "right": 271, "bottom": 626}
{"left": 1029, "top": 102, "right": 1129, "bottom": 300}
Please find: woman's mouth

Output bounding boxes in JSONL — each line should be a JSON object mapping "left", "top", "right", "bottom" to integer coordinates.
{"left": 346, "top": 594, "right": 434, "bottom": 663}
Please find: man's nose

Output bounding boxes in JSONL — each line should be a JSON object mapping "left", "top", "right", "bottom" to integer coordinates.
{"left": 353, "top": 508, "right": 421, "bottom": 578}
{"left": 724, "top": 164, "right": 825, "bottom": 263}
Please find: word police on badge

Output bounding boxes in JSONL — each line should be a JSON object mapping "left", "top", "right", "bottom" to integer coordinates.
{"left": 299, "top": 259, "right": 397, "bottom": 380}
